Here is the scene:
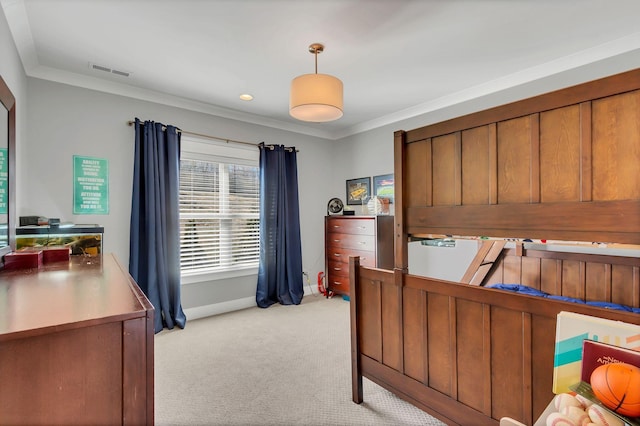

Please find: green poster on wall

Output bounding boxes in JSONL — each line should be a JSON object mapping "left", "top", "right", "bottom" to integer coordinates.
{"left": 73, "top": 155, "right": 109, "bottom": 215}
{"left": 0, "top": 148, "right": 7, "bottom": 214}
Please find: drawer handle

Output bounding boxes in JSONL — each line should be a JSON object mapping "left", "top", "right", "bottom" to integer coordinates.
{"left": 357, "top": 226, "right": 366, "bottom": 229}
{"left": 333, "top": 225, "right": 340, "bottom": 228}
{"left": 333, "top": 282, "right": 342, "bottom": 285}
{"left": 358, "top": 241, "right": 367, "bottom": 245}
{"left": 333, "top": 253, "right": 341, "bottom": 257}
{"left": 333, "top": 267, "right": 342, "bottom": 271}
{"left": 333, "top": 239, "right": 341, "bottom": 243}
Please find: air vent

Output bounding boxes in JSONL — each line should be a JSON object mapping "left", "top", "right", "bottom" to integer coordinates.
{"left": 91, "top": 63, "right": 111, "bottom": 72}
{"left": 110, "top": 69, "right": 130, "bottom": 77}
{"left": 89, "top": 62, "right": 131, "bottom": 77}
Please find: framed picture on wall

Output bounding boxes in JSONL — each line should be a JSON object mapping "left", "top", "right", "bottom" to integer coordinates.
{"left": 346, "top": 177, "right": 371, "bottom": 205}
{"left": 373, "top": 173, "right": 394, "bottom": 203}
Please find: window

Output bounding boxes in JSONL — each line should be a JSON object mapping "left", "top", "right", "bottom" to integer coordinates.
{"left": 179, "top": 138, "right": 260, "bottom": 278}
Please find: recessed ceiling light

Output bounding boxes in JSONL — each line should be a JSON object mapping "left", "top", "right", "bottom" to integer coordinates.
{"left": 239, "top": 94, "right": 253, "bottom": 101}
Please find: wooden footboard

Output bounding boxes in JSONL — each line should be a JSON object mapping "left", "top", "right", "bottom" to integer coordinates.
{"left": 364, "top": 68, "right": 640, "bottom": 425}
{"left": 349, "top": 257, "right": 640, "bottom": 425}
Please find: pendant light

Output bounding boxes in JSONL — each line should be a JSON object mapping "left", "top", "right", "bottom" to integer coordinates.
{"left": 289, "top": 43, "right": 343, "bottom": 122}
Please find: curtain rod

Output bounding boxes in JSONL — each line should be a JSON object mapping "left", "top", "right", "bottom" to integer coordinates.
{"left": 127, "top": 120, "right": 258, "bottom": 147}
{"left": 127, "top": 120, "right": 298, "bottom": 152}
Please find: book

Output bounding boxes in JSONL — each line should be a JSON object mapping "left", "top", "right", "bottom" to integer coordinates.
{"left": 553, "top": 311, "right": 640, "bottom": 394}
{"left": 581, "top": 339, "right": 640, "bottom": 383}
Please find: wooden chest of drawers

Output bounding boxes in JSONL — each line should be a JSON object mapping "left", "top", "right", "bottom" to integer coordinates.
{"left": 324, "top": 215, "right": 394, "bottom": 296}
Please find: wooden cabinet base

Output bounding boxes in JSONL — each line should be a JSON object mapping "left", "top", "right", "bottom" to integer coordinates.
{"left": 0, "top": 254, "right": 154, "bottom": 425}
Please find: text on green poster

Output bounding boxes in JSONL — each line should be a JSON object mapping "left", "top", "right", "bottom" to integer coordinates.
{"left": 73, "top": 155, "right": 109, "bottom": 214}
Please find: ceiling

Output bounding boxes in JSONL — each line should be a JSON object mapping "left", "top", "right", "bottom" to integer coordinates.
{"left": 3, "top": 0, "right": 640, "bottom": 140}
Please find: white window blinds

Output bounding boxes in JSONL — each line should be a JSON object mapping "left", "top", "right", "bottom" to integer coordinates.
{"left": 179, "top": 139, "right": 260, "bottom": 275}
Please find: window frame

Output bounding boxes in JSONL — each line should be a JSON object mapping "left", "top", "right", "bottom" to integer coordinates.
{"left": 179, "top": 137, "right": 260, "bottom": 283}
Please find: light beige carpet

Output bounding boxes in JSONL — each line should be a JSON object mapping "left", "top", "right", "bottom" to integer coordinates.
{"left": 155, "top": 294, "right": 446, "bottom": 425}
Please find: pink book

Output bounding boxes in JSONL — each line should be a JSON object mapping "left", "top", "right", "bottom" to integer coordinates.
{"left": 581, "top": 339, "right": 640, "bottom": 383}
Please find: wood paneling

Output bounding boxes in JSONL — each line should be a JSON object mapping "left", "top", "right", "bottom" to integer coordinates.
{"left": 432, "top": 133, "right": 460, "bottom": 206}
{"left": 540, "top": 105, "right": 581, "bottom": 202}
{"left": 405, "top": 138, "right": 431, "bottom": 207}
{"left": 497, "top": 116, "right": 532, "bottom": 204}
{"left": 462, "top": 126, "right": 491, "bottom": 205}
{"left": 531, "top": 314, "right": 556, "bottom": 421}
{"left": 585, "top": 262, "right": 610, "bottom": 302}
{"left": 540, "top": 258, "right": 561, "bottom": 295}
{"left": 612, "top": 264, "right": 640, "bottom": 307}
{"left": 592, "top": 90, "right": 640, "bottom": 201}
{"left": 561, "top": 259, "right": 583, "bottom": 299}
{"left": 580, "top": 102, "right": 593, "bottom": 202}
{"left": 503, "top": 255, "right": 522, "bottom": 284}
{"left": 427, "top": 293, "right": 452, "bottom": 394}
{"left": 381, "top": 279, "right": 403, "bottom": 371}
{"left": 358, "top": 275, "right": 382, "bottom": 362}
{"left": 403, "top": 286, "right": 426, "bottom": 382}
{"left": 491, "top": 307, "right": 528, "bottom": 421}
{"left": 456, "top": 299, "right": 486, "bottom": 412}
{"left": 521, "top": 256, "right": 541, "bottom": 289}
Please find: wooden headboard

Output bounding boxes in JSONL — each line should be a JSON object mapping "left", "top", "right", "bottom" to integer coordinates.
{"left": 393, "top": 68, "right": 640, "bottom": 266}
{"left": 350, "top": 68, "right": 640, "bottom": 425}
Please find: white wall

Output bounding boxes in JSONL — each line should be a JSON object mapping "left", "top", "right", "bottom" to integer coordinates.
{"left": 23, "top": 78, "right": 335, "bottom": 310}
{"left": 1, "top": 2, "right": 352, "bottom": 314}
{"left": 407, "top": 240, "right": 479, "bottom": 282}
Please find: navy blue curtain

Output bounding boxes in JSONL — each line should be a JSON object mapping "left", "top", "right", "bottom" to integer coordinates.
{"left": 256, "top": 143, "right": 304, "bottom": 308}
{"left": 130, "top": 118, "right": 186, "bottom": 333}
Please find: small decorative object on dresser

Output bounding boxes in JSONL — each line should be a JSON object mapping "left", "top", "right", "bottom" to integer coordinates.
{"left": 327, "top": 197, "right": 344, "bottom": 215}
{"left": 324, "top": 215, "right": 393, "bottom": 297}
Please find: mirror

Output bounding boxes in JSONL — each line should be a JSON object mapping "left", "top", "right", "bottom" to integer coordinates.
{"left": 0, "top": 76, "right": 15, "bottom": 258}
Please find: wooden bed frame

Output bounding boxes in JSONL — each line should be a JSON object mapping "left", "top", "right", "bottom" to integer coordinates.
{"left": 349, "top": 68, "right": 640, "bottom": 425}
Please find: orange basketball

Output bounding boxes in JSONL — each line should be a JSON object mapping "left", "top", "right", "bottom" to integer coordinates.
{"left": 590, "top": 362, "right": 640, "bottom": 417}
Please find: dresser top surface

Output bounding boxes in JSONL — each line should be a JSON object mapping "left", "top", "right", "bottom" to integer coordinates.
{"left": 0, "top": 253, "right": 151, "bottom": 339}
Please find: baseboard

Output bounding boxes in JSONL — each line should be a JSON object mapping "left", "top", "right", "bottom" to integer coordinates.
{"left": 184, "top": 287, "right": 321, "bottom": 321}
{"left": 184, "top": 296, "right": 257, "bottom": 320}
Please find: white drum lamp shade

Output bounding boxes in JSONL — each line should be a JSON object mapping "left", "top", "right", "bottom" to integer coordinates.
{"left": 290, "top": 73, "right": 343, "bottom": 122}
{"left": 289, "top": 43, "right": 343, "bottom": 122}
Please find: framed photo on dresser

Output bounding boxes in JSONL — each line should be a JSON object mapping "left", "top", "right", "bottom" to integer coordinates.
{"left": 373, "top": 173, "right": 394, "bottom": 203}
{"left": 346, "top": 177, "right": 371, "bottom": 205}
